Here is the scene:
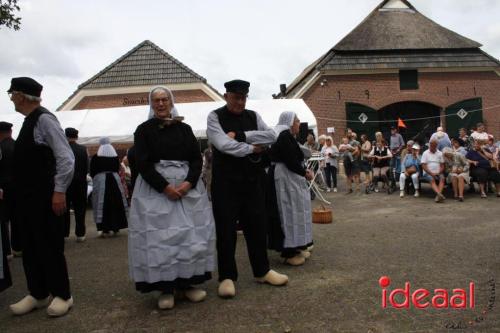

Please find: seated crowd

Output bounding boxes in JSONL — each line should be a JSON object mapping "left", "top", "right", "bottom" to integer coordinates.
{"left": 307, "top": 123, "right": 500, "bottom": 202}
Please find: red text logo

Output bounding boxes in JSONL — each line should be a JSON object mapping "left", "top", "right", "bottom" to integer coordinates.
{"left": 379, "top": 276, "right": 475, "bottom": 309}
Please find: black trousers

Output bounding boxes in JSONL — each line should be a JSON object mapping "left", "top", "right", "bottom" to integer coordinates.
{"left": 63, "top": 179, "right": 87, "bottom": 237}
{"left": 0, "top": 247, "right": 12, "bottom": 292}
{"left": 0, "top": 187, "right": 22, "bottom": 253}
{"left": 470, "top": 167, "right": 500, "bottom": 184}
{"left": 18, "top": 192, "right": 71, "bottom": 300}
{"left": 324, "top": 164, "right": 337, "bottom": 188}
{"left": 211, "top": 175, "right": 270, "bottom": 281}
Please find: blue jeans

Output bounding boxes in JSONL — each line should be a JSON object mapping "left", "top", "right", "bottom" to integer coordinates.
{"left": 391, "top": 156, "right": 401, "bottom": 174}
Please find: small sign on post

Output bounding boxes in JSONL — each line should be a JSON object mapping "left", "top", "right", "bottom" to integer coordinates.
{"left": 327, "top": 127, "right": 335, "bottom": 133}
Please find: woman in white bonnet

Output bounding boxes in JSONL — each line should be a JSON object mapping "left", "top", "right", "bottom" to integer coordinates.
{"left": 267, "top": 111, "right": 314, "bottom": 266}
{"left": 90, "top": 137, "right": 128, "bottom": 237}
{"left": 128, "top": 86, "right": 215, "bottom": 310}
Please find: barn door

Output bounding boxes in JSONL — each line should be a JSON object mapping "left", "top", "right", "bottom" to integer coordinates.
{"left": 445, "top": 98, "right": 483, "bottom": 137}
{"left": 346, "top": 103, "right": 378, "bottom": 140}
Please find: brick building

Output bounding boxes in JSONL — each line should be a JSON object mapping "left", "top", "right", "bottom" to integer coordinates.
{"left": 278, "top": 0, "right": 500, "bottom": 142}
{"left": 58, "top": 40, "right": 222, "bottom": 111}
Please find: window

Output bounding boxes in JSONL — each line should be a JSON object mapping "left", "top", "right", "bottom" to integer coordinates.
{"left": 399, "top": 70, "right": 419, "bottom": 90}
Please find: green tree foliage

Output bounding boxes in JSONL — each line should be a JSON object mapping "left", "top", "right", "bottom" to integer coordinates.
{"left": 0, "top": 0, "right": 21, "bottom": 30}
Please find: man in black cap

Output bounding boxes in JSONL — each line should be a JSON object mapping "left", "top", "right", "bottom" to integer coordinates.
{"left": 64, "top": 128, "right": 89, "bottom": 242}
{"left": 0, "top": 121, "right": 22, "bottom": 260}
{"left": 7, "top": 77, "right": 75, "bottom": 317}
{"left": 207, "top": 79, "right": 288, "bottom": 298}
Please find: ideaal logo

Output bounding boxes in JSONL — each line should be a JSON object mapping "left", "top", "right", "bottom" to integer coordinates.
{"left": 379, "top": 276, "right": 474, "bottom": 309}
{"left": 379, "top": 276, "right": 496, "bottom": 329}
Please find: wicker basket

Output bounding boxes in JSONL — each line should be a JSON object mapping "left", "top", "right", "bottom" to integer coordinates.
{"left": 312, "top": 205, "right": 333, "bottom": 224}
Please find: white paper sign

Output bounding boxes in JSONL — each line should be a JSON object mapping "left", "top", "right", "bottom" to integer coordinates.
{"left": 327, "top": 127, "right": 335, "bottom": 133}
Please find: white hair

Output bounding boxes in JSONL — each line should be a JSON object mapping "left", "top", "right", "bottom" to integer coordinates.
{"left": 21, "top": 93, "right": 41, "bottom": 102}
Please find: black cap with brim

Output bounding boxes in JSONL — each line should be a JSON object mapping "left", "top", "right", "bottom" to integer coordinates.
{"left": 65, "top": 127, "right": 79, "bottom": 138}
{"left": 7, "top": 77, "right": 43, "bottom": 97}
{"left": 224, "top": 79, "right": 250, "bottom": 94}
{"left": 0, "top": 121, "right": 13, "bottom": 131}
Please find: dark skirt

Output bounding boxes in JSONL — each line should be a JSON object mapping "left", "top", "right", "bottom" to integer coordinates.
{"left": 344, "top": 157, "right": 353, "bottom": 177}
{"left": 98, "top": 174, "right": 128, "bottom": 232}
{"left": 135, "top": 272, "right": 212, "bottom": 294}
{"left": 351, "top": 159, "right": 362, "bottom": 175}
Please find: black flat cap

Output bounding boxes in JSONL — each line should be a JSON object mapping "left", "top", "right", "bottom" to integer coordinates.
{"left": 65, "top": 127, "right": 79, "bottom": 138}
{"left": 224, "top": 79, "right": 250, "bottom": 94}
{"left": 0, "top": 121, "right": 13, "bottom": 131}
{"left": 7, "top": 77, "right": 43, "bottom": 97}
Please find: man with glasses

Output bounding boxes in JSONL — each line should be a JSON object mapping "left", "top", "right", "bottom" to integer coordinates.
{"left": 207, "top": 79, "right": 288, "bottom": 299}
{"left": 7, "top": 77, "right": 75, "bottom": 317}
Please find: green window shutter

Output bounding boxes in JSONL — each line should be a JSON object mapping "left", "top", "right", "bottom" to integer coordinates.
{"left": 346, "top": 103, "right": 379, "bottom": 141}
{"left": 399, "top": 70, "right": 419, "bottom": 90}
{"left": 445, "top": 98, "right": 483, "bottom": 137}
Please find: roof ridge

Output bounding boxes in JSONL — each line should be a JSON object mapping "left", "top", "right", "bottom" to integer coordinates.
{"left": 333, "top": 0, "right": 481, "bottom": 51}
{"left": 146, "top": 41, "right": 207, "bottom": 83}
{"left": 78, "top": 40, "right": 206, "bottom": 90}
{"left": 378, "top": 0, "right": 416, "bottom": 11}
{"left": 78, "top": 40, "right": 150, "bottom": 89}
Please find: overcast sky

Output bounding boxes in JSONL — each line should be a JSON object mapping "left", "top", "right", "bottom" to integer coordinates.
{"left": 0, "top": 0, "right": 499, "bottom": 114}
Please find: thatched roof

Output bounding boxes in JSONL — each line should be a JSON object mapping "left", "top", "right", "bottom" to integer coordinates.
{"left": 280, "top": 0, "right": 499, "bottom": 98}
{"left": 334, "top": 0, "right": 481, "bottom": 51}
{"left": 321, "top": 49, "right": 499, "bottom": 71}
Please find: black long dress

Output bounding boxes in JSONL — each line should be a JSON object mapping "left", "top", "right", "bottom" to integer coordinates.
{"left": 132, "top": 118, "right": 211, "bottom": 293}
{"left": 90, "top": 156, "right": 128, "bottom": 233}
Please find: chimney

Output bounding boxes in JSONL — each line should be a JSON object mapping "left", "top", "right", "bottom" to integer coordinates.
{"left": 280, "top": 84, "right": 287, "bottom": 96}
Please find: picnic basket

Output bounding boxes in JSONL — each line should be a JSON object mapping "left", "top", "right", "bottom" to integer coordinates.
{"left": 312, "top": 205, "right": 333, "bottom": 224}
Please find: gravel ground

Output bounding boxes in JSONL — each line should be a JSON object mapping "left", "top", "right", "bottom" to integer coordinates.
{"left": 1, "top": 182, "right": 500, "bottom": 333}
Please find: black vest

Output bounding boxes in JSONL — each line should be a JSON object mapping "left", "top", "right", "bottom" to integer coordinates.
{"left": 372, "top": 146, "right": 390, "bottom": 168}
{"left": 13, "top": 107, "right": 56, "bottom": 196}
{"left": 212, "top": 106, "right": 263, "bottom": 181}
{"left": 69, "top": 142, "right": 88, "bottom": 182}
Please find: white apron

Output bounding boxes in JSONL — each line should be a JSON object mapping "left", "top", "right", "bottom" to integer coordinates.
{"left": 128, "top": 160, "right": 215, "bottom": 283}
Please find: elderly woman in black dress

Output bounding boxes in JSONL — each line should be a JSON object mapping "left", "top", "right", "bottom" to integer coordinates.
{"left": 128, "top": 86, "right": 215, "bottom": 310}
{"left": 267, "top": 111, "right": 314, "bottom": 266}
{"left": 90, "top": 137, "right": 128, "bottom": 237}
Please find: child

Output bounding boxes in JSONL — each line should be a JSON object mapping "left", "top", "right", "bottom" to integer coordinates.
{"left": 339, "top": 137, "right": 354, "bottom": 162}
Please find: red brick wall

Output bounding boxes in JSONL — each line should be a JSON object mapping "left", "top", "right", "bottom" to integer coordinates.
{"left": 70, "top": 89, "right": 214, "bottom": 110}
{"left": 303, "top": 71, "right": 500, "bottom": 139}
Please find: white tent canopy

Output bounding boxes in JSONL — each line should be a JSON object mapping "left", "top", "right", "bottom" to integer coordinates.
{"left": 0, "top": 99, "right": 317, "bottom": 145}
